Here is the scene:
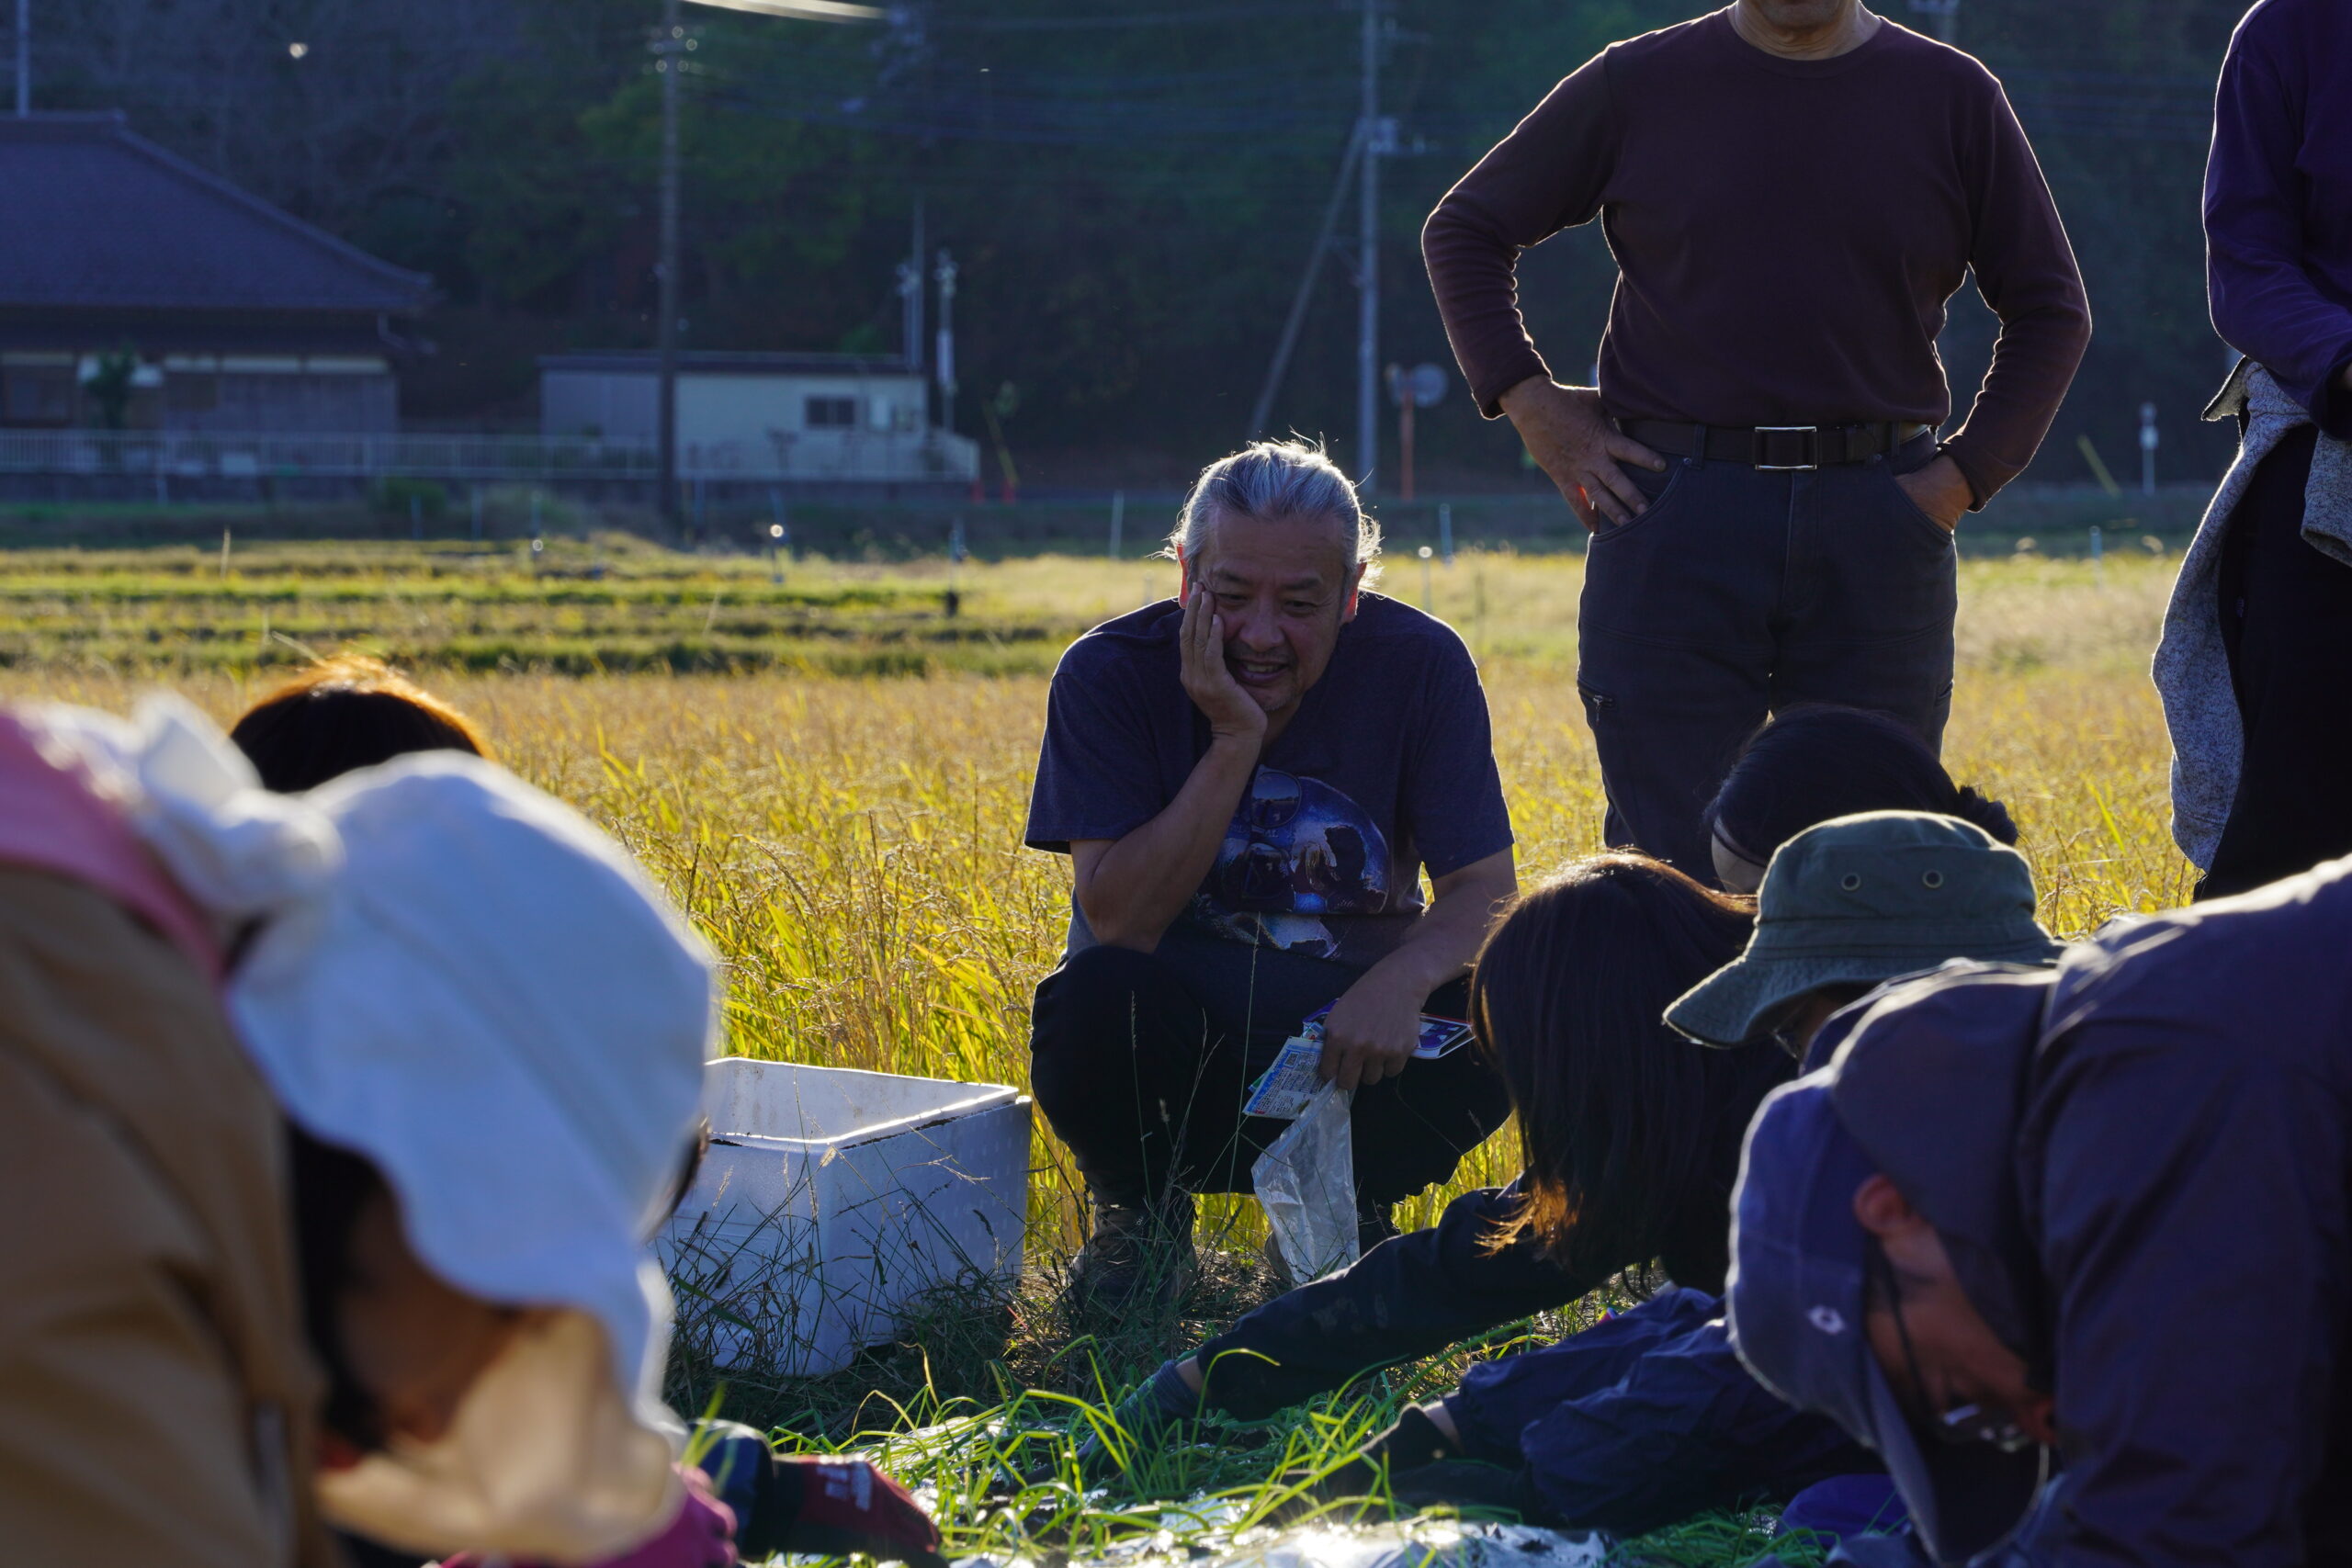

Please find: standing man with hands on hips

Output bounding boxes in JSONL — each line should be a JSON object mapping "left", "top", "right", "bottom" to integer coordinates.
{"left": 1024, "top": 440, "right": 1517, "bottom": 1310}
{"left": 1425, "top": 0, "right": 2091, "bottom": 877}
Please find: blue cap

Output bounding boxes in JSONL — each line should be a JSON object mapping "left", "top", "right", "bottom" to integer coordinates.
{"left": 1726, "top": 1077, "right": 2046, "bottom": 1567}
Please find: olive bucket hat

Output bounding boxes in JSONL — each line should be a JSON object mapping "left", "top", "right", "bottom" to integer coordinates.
{"left": 1667, "top": 811, "right": 2060, "bottom": 1049}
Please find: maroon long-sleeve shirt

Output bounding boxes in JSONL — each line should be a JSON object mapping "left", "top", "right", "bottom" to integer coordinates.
{"left": 1423, "top": 9, "right": 2090, "bottom": 502}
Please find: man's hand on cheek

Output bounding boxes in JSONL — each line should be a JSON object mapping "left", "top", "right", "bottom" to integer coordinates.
{"left": 1179, "top": 583, "right": 1269, "bottom": 745}
{"left": 1319, "top": 969, "right": 1421, "bottom": 1091}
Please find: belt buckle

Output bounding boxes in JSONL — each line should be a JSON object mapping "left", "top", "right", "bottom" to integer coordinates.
{"left": 1754, "top": 425, "right": 1820, "bottom": 471}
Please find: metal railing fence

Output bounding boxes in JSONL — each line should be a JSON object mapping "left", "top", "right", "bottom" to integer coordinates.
{"left": 0, "top": 426, "right": 981, "bottom": 484}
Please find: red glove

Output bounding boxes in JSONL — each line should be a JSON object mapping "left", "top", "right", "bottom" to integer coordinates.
{"left": 770, "top": 1455, "right": 945, "bottom": 1568}
{"left": 435, "top": 1464, "right": 736, "bottom": 1568}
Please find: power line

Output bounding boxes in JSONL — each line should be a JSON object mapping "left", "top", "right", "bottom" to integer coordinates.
{"left": 933, "top": 2, "right": 1346, "bottom": 31}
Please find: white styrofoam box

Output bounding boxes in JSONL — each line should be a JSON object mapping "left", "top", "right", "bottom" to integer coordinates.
{"left": 659, "top": 1058, "right": 1031, "bottom": 1377}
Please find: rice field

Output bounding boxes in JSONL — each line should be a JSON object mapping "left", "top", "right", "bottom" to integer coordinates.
{"left": 0, "top": 539, "right": 2191, "bottom": 1565}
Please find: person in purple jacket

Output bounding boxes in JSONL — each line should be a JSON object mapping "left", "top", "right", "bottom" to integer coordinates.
{"left": 1424, "top": 0, "right": 2090, "bottom": 879}
{"left": 2154, "top": 0, "right": 2352, "bottom": 900}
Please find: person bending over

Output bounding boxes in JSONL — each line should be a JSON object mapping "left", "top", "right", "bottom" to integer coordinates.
{"left": 233, "top": 660, "right": 494, "bottom": 1568}
{"left": 0, "top": 699, "right": 939, "bottom": 1568}
{"left": 1425, "top": 0, "right": 2088, "bottom": 875}
{"left": 1095, "top": 855, "right": 1780, "bottom": 1427}
{"left": 1308, "top": 813, "right": 2064, "bottom": 1533}
{"left": 1704, "top": 705, "right": 2018, "bottom": 894}
{"left": 1727, "top": 852, "right": 2352, "bottom": 1567}
{"left": 1024, "top": 439, "right": 1517, "bottom": 1306}
{"left": 227, "top": 657, "right": 923, "bottom": 1568}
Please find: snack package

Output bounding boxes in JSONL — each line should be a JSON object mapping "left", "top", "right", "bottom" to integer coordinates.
{"left": 1242, "top": 1007, "right": 1472, "bottom": 1122}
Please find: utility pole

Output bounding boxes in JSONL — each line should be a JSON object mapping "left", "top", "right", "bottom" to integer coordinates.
{"left": 647, "top": 0, "right": 880, "bottom": 534}
{"left": 1355, "top": 0, "right": 1383, "bottom": 495}
{"left": 933, "top": 248, "right": 958, "bottom": 434}
{"left": 655, "top": 0, "right": 684, "bottom": 533}
{"left": 1247, "top": 119, "right": 1366, "bottom": 444}
{"left": 897, "top": 197, "right": 925, "bottom": 377}
{"left": 16, "top": 0, "right": 29, "bottom": 116}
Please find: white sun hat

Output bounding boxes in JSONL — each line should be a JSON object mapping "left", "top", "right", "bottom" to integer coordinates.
{"left": 36, "top": 697, "right": 718, "bottom": 1562}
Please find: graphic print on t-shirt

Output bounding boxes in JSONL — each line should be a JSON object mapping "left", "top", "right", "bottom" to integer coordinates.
{"left": 1188, "top": 767, "right": 1392, "bottom": 958}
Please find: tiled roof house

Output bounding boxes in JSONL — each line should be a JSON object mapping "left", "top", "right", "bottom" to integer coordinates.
{"left": 0, "top": 112, "right": 433, "bottom": 432}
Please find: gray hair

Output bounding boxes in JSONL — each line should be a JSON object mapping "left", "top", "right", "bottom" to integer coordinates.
{"left": 1164, "top": 439, "right": 1384, "bottom": 586}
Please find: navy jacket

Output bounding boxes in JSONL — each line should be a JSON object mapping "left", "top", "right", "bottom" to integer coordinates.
{"left": 1986, "top": 867, "right": 2352, "bottom": 1565}
{"left": 1826, "top": 871, "right": 2352, "bottom": 1565}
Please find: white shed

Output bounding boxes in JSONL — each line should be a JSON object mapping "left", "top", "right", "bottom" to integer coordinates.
{"left": 537, "top": 350, "right": 978, "bottom": 483}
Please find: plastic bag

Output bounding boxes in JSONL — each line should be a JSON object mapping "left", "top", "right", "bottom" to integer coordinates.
{"left": 1253, "top": 1080, "right": 1357, "bottom": 1283}
{"left": 1212, "top": 1520, "right": 1610, "bottom": 1568}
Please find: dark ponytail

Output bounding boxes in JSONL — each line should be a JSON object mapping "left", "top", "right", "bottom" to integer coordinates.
{"left": 1948, "top": 784, "right": 2020, "bottom": 846}
{"left": 1707, "top": 704, "right": 2021, "bottom": 860}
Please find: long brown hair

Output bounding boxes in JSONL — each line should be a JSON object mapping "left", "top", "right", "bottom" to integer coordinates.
{"left": 1472, "top": 853, "right": 1786, "bottom": 1269}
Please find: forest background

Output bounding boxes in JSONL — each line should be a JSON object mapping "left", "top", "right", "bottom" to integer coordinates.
{"left": 31, "top": 0, "right": 2246, "bottom": 491}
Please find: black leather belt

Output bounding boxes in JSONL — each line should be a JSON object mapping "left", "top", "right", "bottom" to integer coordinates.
{"left": 1618, "top": 420, "right": 1935, "bottom": 471}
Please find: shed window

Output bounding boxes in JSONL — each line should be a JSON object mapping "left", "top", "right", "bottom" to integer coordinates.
{"left": 806, "top": 395, "right": 857, "bottom": 429}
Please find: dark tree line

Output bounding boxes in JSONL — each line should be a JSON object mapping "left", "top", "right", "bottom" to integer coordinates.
{"left": 38, "top": 0, "right": 2245, "bottom": 486}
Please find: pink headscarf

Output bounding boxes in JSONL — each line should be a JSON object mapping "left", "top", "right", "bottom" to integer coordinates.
{"left": 0, "top": 708, "right": 221, "bottom": 977}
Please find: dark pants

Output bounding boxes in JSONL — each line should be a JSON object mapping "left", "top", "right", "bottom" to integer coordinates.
{"left": 1027, "top": 943, "right": 1510, "bottom": 1211}
{"left": 2203, "top": 424, "right": 2352, "bottom": 899}
{"left": 1191, "top": 1167, "right": 1740, "bottom": 1422}
{"left": 1443, "top": 1289, "right": 1876, "bottom": 1534}
{"left": 1577, "top": 435, "right": 1957, "bottom": 876}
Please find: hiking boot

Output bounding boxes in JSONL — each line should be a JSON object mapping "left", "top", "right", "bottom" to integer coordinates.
{"left": 1067, "top": 1190, "right": 1198, "bottom": 1311}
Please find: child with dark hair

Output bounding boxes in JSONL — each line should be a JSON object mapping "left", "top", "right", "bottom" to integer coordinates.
{"left": 231, "top": 654, "right": 488, "bottom": 794}
{"left": 1469, "top": 857, "right": 1784, "bottom": 1287}
{"left": 229, "top": 660, "right": 907, "bottom": 1568}
{"left": 1325, "top": 815, "right": 2064, "bottom": 1536}
{"left": 1705, "top": 705, "right": 2018, "bottom": 892}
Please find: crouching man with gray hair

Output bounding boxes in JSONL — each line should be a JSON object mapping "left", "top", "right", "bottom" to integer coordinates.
{"left": 1024, "top": 440, "right": 1517, "bottom": 1308}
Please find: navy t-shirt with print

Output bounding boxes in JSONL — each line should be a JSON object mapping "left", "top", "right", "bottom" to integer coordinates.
{"left": 1025, "top": 592, "right": 1513, "bottom": 1039}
